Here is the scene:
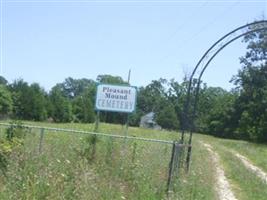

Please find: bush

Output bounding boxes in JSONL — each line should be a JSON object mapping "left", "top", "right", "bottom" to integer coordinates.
{"left": 6, "top": 121, "right": 26, "bottom": 141}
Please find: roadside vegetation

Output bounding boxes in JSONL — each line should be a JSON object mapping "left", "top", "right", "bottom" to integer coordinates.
{"left": 0, "top": 22, "right": 266, "bottom": 200}
{"left": 0, "top": 25, "right": 266, "bottom": 143}
{"left": 195, "top": 133, "right": 267, "bottom": 200}
{"left": 0, "top": 121, "right": 220, "bottom": 200}
{"left": 1, "top": 121, "right": 266, "bottom": 199}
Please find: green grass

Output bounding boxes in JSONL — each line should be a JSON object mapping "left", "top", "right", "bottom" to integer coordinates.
{"left": 170, "top": 138, "right": 218, "bottom": 200}
{"left": 196, "top": 134, "right": 267, "bottom": 172}
{"left": 0, "top": 121, "right": 182, "bottom": 199}
{"left": 194, "top": 134, "right": 267, "bottom": 200}
{"left": 1, "top": 121, "right": 266, "bottom": 199}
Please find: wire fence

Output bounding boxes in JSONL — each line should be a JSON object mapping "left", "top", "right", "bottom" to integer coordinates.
{"left": 0, "top": 122, "right": 188, "bottom": 199}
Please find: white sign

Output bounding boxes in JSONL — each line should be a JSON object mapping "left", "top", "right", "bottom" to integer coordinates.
{"left": 95, "top": 84, "right": 137, "bottom": 113}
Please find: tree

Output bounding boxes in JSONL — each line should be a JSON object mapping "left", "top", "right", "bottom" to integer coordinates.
{"left": 0, "top": 76, "right": 8, "bottom": 85}
{"left": 156, "top": 101, "right": 179, "bottom": 130}
{"left": 9, "top": 80, "right": 48, "bottom": 121}
{"left": 49, "top": 86, "right": 72, "bottom": 122}
{"left": 199, "top": 87, "right": 237, "bottom": 137}
{"left": 29, "top": 83, "right": 48, "bottom": 121}
{"left": 231, "top": 24, "right": 267, "bottom": 142}
{"left": 9, "top": 79, "right": 32, "bottom": 120}
{"left": 96, "top": 74, "right": 128, "bottom": 85}
{"left": 55, "top": 77, "right": 96, "bottom": 99}
{"left": 136, "top": 79, "right": 181, "bottom": 129}
{"left": 72, "top": 89, "right": 95, "bottom": 123}
{"left": 0, "top": 85, "right": 13, "bottom": 117}
{"left": 167, "top": 79, "right": 189, "bottom": 129}
{"left": 137, "top": 79, "right": 167, "bottom": 114}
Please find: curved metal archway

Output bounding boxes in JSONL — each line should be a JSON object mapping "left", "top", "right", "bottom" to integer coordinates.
{"left": 181, "top": 20, "right": 267, "bottom": 170}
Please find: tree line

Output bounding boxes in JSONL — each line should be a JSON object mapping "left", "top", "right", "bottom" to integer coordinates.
{"left": 0, "top": 26, "right": 266, "bottom": 143}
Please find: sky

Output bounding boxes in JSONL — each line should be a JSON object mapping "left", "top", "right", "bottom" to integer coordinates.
{"left": 0, "top": 0, "right": 267, "bottom": 91}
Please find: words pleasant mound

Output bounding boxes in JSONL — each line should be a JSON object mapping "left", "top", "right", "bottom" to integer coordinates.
{"left": 95, "top": 84, "right": 137, "bottom": 113}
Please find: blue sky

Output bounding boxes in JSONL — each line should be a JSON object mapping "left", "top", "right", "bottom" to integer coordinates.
{"left": 0, "top": 0, "right": 266, "bottom": 91}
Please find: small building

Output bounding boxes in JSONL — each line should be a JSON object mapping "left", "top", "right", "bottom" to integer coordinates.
{"left": 139, "top": 112, "right": 161, "bottom": 130}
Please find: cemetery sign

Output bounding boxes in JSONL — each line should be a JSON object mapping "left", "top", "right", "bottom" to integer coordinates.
{"left": 95, "top": 84, "right": 137, "bottom": 113}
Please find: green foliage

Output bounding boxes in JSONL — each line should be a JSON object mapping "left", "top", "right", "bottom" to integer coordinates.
{"left": 137, "top": 79, "right": 167, "bottom": 114}
{"left": 190, "top": 25, "right": 267, "bottom": 143}
{"left": 10, "top": 80, "right": 47, "bottom": 121}
{"left": 49, "top": 86, "right": 72, "bottom": 122}
{"left": 229, "top": 25, "right": 267, "bottom": 142}
{"left": 0, "top": 121, "right": 26, "bottom": 175}
{"left": 1, "top": 27, "right": 266, "bottom": 143}
{"left": 0, "top": 139, "right": 9, "bottom": 175}
{"left": 6, "top": 121, "right": 26, "bottom": 141}
{"left": 156, "top": 102, "right": 179, "bottom": 130}
{"left": 0, "top": 122, "right": 221, "bottom": 200}
{"left": 97, "top": 74, "right": 128, "bottom": 85}
{"left": 199, "top": 134, "right": 267, "bottom": 200}
{"left": 0, "top": 76, "right": 8, "bottom": 85}
{"left": 54, "top": 77, "right": 96, "bottom": 99}
{"left": 136, "top": 78, "right": 181, "bottom": 129}
{"left": 29, "top": 83, "right": 48, "bottom": 121}
{"left": 0, "top": 85, "right": 13, "bottom": 117}
{"left": 79, "top": 135, "right": 98, "bottom": 161}
{"left": 72, "top": 94, "right": 95, "bottom": 123}
{"left": 128, "top": 110, "right": 143, "bottom": 126}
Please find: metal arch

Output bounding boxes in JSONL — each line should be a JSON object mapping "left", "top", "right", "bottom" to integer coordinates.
{"left": 193, "top": 27, "right": 267, "bottom": 120}
{"left": 181, "top": 20, "right": 267, "bottom": 141}
{"left": 181, "top": 20, "right": 267, "bottom": 170}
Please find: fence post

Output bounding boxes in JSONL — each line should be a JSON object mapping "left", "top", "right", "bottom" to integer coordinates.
{"left": 186, "top": 131, "right": 193, "bottom": 172}
{"left": 94, "top": 111, "right": 100, "bottom": 132}
{"left": 91, "top": 111, "right": 100, "bottom": 161}
{"left": 166, "top": 141, "right": 176, "bottom": 194}
{"left": 39, "top": 128, "right": 45, "bottom": 154}
{"left": 173, "top": 143, "right": 182, "bottom": 177}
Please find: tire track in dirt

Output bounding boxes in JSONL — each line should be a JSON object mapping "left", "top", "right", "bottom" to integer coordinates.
{"left": 233, "top": 152, "right": 267, "bottom": 184}
{"left": 201, "top": 142, "right": 238, "bottom": 200}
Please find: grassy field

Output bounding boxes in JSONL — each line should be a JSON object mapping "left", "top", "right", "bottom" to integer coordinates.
{"left": 0, "top": 121, "right": 266, "bottom": 199}
{"left": 194, "top": 134, "right": 267, "bottom": 200}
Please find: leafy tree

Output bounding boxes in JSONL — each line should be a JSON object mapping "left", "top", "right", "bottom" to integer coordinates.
{"left": 97, "top": 74, "right": 128, "bottom": 85}
{"left": 55, "top": 77, "right": 96, "bottom": 99}
{"left": 29, "top": 83, "right": 48, "bottom": 121}
{"left": 137, "top": 79, "right": 167, "bottom": 114}
{"left": 9, "top": 80, "right": 47, "bottom": 121}
{"left": 9, "top": 79, "right": 32, "bottom": 120}
{"left": 136, "top": 79, "right": 181, "bottom": 129}
{"left": 0, "top": 76, "right": 8, "bottom": 85}
{"left": 231, "top": 24, "right": 267, "bottom": 142}
{"left": 0, "top": 85, "right": 13, "bottom": 117}
{"left": 156, "top": 101, "right": 179, "bottom": 130}
{"left": 72, "top": 90, "right": 95, "bottom": 123}
{"left": 49, "top": 86, "right": 72, "bottom": 122}
{"left": 167, "top": 79, "right": 189, "bottom": 129}
{"left": 198, "top": 87, "right": 237, "bottom": 137}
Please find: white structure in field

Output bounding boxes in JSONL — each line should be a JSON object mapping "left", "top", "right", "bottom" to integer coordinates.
{"left": 140, "top": 112, "right": 161, "bottom": 130}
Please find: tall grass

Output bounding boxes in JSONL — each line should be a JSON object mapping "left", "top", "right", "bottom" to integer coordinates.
{"left": 195, "top": 134, "right": 267, "bottom": 200}
{"left": 0, "top": 122, "right": 174, "bottom": 199}
{"left": 0, "top": 121, "right": 240, "bottom": 200}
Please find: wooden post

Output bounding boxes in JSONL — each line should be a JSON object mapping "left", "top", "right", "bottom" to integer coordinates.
{"left": 94, "top": 111, "right": 100, "bottom": 132}
{"left": 91, "top": 111, "right": 100, "bottom": 160}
